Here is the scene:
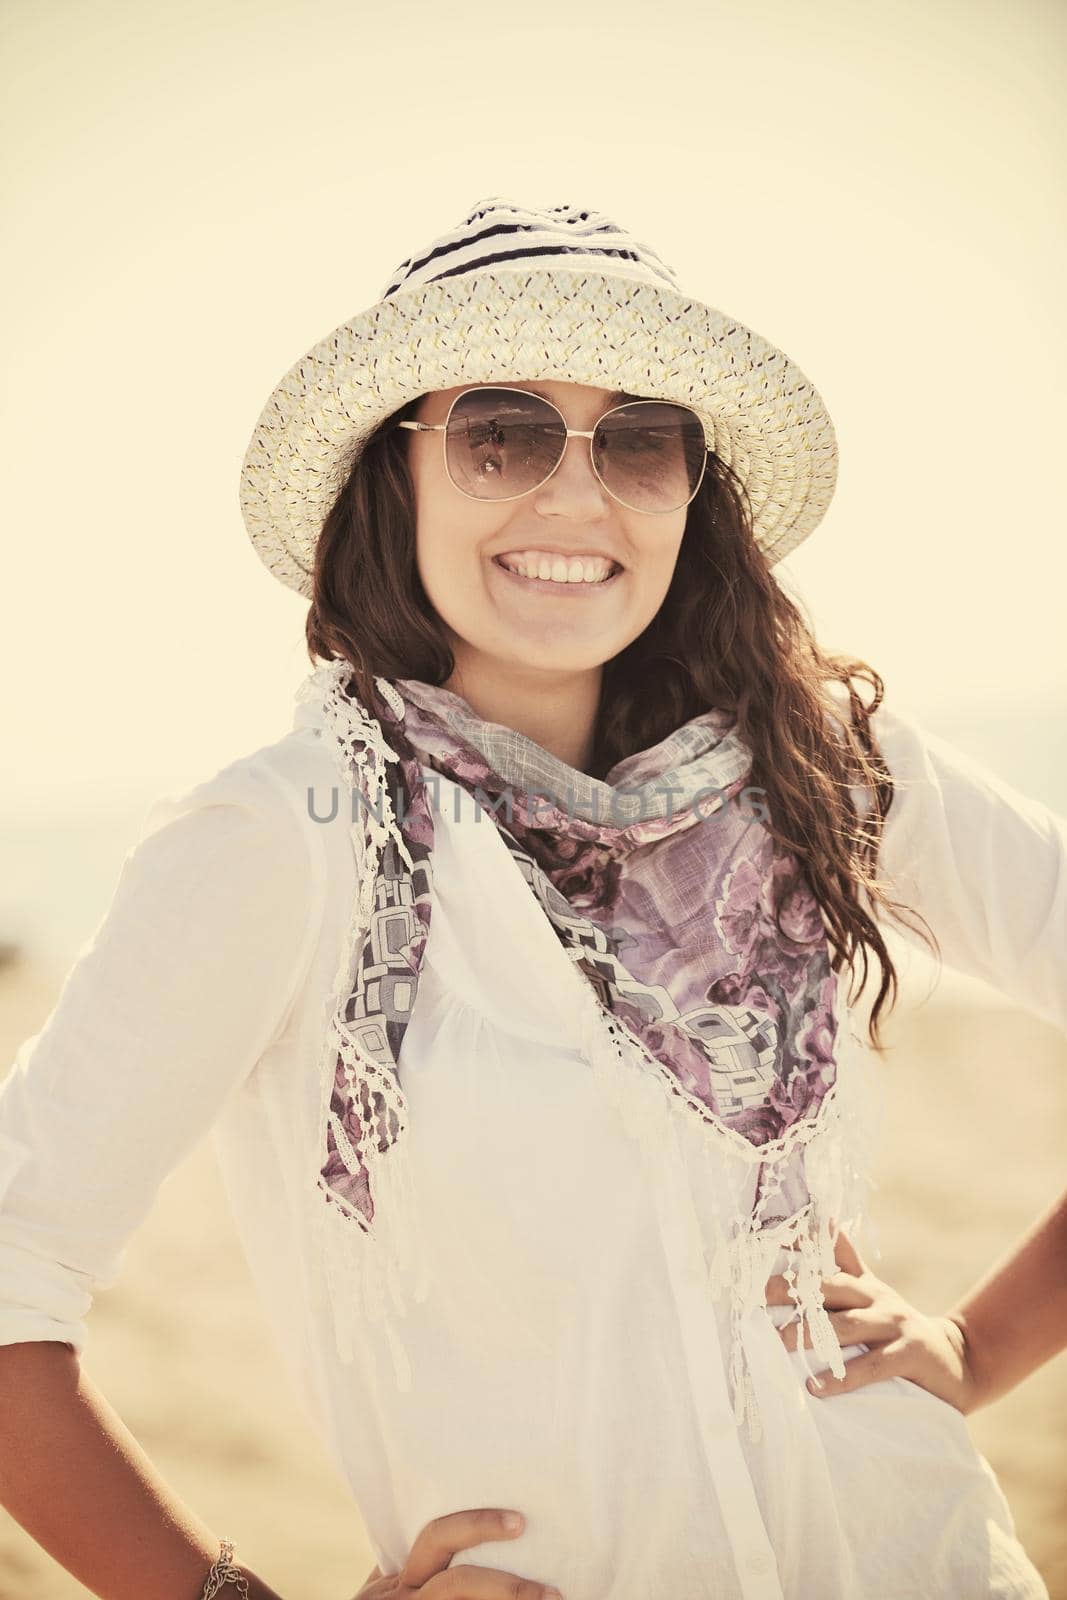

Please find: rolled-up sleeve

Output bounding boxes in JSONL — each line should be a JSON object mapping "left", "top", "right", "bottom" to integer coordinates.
{"left": 0, "top": 760, "right": 319, "bottom": 1354}
{"left": 864, "top": 701, "right": 1067, "bottom": 1037}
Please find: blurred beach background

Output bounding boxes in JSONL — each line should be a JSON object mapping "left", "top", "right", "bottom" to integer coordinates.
{"left": 2, "top": 0, "right": 1065, "bottom": 1594}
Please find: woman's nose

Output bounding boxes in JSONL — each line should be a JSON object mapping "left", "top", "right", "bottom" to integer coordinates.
{"left": 531, "top": 430, "right": 612, "bottom": 516}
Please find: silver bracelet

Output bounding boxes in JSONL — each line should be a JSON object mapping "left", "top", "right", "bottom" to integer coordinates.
{"left": 200, "top": 1537, "right": 252, "bottom": 1598}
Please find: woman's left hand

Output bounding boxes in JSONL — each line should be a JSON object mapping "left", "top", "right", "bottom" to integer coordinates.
{"left": 764, "top": 1226, "right": 984, "bottom": 1414}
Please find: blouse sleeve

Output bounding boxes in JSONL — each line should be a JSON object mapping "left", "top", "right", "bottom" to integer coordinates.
{"left": 859, "top": 698, "right": 1067, "bottom": 1037}
{"left": 0, "top": 759, "right": 320, "bottom": 1356}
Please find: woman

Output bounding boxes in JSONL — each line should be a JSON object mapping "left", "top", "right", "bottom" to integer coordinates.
{"left": 0, "top": 197, "right": 1064, "bottom": 1600}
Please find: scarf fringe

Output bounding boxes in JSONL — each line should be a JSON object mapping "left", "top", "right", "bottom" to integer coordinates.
{"left": 311, "top": 1134, "right": 433, "bottom": 1391}
{"left": 573, "top": 966, "right": 885, "bottom": 1443}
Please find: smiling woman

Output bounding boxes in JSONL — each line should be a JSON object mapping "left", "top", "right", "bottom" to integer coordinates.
{"left": 1, "top": 195, "right": 1064, "bottom": 1600}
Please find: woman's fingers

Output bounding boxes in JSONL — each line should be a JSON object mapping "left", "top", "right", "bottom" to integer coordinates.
{"left": 400, "top": 1508, "right": 528, "bottom": 1589}
{"left": 764, "top": 1269, "right": 871, "bottom": 1310}
{"left": 763, "top": 1224, "right": 870, "bottom": 1308}
{"left": 360, "top": 1573, "right": 560, "bottom": 1600}
{"left": 396, "top": 1508, "right": 563, "bottom": 1598}
{"left": 421, "top": 1566, "right": 563, "bottom": 1598}
{"left": 776, "top": 1308, "right": 896, "bottom": 1352}
{"left": 805, "top": 1342, "right": 904, "bottom": 1397}
{"left": 832, "top": 1226, "right": 866, "bottom": 1276}
{"left": 361, "top": 1508, "right": 564, "bottom": 1599}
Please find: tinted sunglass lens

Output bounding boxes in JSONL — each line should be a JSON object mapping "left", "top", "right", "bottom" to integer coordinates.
{"left": 594, "top": 403, "right": 707, "bottom": 512}
{"left": 445, "top": 389, "right": 565, "bottom": 499}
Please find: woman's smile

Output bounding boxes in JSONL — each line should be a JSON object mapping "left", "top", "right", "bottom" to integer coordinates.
{"left": 489, "top": 549, "right": 625, "bottom": 598}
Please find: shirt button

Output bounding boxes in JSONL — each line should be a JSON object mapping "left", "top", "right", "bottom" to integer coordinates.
{"left": 745, "top": 1550, "right": 774, "bottom": 1576}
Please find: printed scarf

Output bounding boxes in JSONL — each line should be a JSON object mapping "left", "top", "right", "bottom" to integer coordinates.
{"left": 299, "top": 659, "right": 875, "bottom": 1435}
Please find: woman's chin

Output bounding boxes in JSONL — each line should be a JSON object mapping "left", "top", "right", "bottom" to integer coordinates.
{"left": 464, "top": 626, "right": 617, "bottom": 678}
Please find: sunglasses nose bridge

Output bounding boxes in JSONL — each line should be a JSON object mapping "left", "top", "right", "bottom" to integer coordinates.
{"left": 538, "top": 423, "right": 614, "bottom": 505}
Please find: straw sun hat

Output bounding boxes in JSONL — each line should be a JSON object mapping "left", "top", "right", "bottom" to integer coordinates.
{"left": 238, "top": 196, "right": 839, "bottom": 598}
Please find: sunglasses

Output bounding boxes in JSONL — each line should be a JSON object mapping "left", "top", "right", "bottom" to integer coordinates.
{"left": 395, "top": 386, "right": 710, "bottom": 514}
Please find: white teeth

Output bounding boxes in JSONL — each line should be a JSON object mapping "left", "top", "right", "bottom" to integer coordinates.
{"left": 499, "top": 550, "right": 616, "bottom": 584}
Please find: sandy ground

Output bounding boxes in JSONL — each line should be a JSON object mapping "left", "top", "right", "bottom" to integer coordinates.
{"left": 0, "top": 953, "right": 1064, "bottom": 1600}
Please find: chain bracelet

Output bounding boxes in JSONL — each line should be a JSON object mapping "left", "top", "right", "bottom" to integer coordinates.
{"left": 200, "top": 1537, "right": 252, "bottom": 1598}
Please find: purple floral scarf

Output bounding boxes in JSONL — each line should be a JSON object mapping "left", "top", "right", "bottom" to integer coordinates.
{"left": 309, "top": 663, "right": 840, "bottom": 1238}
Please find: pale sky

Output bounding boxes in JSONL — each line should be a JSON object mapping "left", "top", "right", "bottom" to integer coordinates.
{"left": 2, "top": 0, "right": 1065, "bottom": 811}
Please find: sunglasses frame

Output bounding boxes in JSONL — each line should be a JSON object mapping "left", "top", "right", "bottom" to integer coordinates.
{"left": 395, "top": 385, "right": 710, "bottom": 514}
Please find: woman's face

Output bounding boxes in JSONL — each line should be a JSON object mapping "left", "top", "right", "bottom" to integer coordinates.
{"left": 407, "top": 380, "right": 689, "bottom": 683}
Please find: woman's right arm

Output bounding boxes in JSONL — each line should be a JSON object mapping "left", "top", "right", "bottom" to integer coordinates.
{"left": 0, "top": 1340, "right": 285, "bottom": 1598}
{"left": 0, "top": 762, "right": 323, "bottom": 1598}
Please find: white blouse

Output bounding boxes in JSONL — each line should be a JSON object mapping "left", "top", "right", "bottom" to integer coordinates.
{"left": 0, "top": 683, "right": 1063, "bottom": 1600}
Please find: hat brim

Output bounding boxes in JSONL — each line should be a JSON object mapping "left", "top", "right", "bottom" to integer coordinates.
{"left": 238, "top": 266, "right": 838, "bottom": 598}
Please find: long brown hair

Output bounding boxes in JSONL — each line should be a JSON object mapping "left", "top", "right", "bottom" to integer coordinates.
{"left": 306, "top": 396, "right": 939, "bottom": 1049}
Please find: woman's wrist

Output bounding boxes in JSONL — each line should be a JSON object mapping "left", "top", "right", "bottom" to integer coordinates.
{"left": 208, "top": 1557, "right": 286, "bottom": 1600}
{"left": 940, "top": 1309, "right": 996, "bottom": 1414}
{"left": 214, "top": 1564, "right": 286, "bottom": 1600}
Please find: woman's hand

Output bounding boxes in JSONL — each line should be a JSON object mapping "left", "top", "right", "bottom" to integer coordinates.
{"left": 350, "top": 1507, "right": 563, "bottom": 1599}
{"left": 764, "top": 1225, "right": 984, "bottom": 1414}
